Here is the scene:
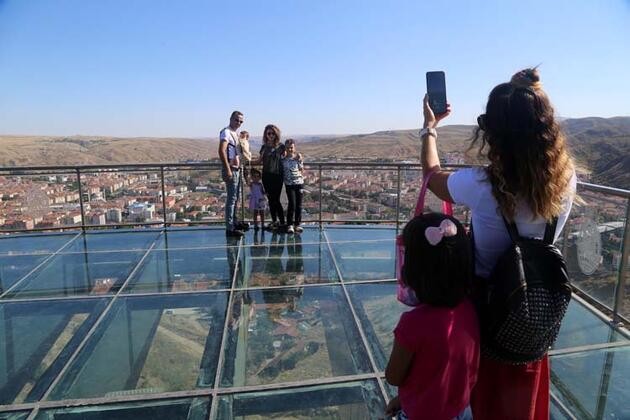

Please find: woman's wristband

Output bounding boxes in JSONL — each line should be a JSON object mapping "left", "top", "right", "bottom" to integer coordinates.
{"left": 419, "top": 127, "right": 437, "bottom": 139}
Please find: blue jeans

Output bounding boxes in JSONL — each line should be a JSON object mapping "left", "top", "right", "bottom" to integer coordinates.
{"left": 223, "top": 167, "right": 241, "bottom": 230}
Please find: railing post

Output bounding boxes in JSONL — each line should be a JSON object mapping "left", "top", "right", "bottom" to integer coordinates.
{"left": 396, "top": 166, "right": 401, "bottom": 234}
{"left": 76, "top": 168, "right": 86, "bottom": 233}
{"left": 318, "top": 164, "right": 323, "bottom": 229}
{"left": 612, "top": 198, "right": 630, "bottom": 324}
{"left": 240, "top": 170, "right": 245, "bottom": 223}
{"left": 160, "top": 166, "right": 168, "bottom": 227}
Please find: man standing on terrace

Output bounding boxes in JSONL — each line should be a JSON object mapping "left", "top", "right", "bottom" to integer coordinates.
{"left": 219, "top": 110, "right": 246, "bottom": 237}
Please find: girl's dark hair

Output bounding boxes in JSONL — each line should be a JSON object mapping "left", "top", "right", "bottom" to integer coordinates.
{"left": 469, "top": 68, "right": 574, "bottom": 221}
{"left": 402, "top": 213, "right": 472, "bottom": 307}
{"left": 250, "top": 168, "right": 261, "bottom": 178}
{"left": 285, "top": 138, "right": 296, "bottom": 147}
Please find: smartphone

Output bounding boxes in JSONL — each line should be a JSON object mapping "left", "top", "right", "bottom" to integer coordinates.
{"left": 426, "top": 71, "right": 447, "bottom": 115}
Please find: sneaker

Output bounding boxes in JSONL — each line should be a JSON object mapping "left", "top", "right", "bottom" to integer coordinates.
{"left": 226, "top": 229, "right": 244, "bottom": 237}
{"left": 236, "top": 221, "right": 250, "bottom": 231}
{"left": 294, "top": 225, "right": 303, "bottom": 233}
{"left": 264, "top": 221, "right": 277, "bottom": 231}
{"left": 287, "top": 225, "right": 295, "bottom": 234}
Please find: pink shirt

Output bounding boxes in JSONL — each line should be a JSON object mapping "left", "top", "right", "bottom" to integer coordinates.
{"left": 394, "top": 299, "right": 480, "bottom": 420}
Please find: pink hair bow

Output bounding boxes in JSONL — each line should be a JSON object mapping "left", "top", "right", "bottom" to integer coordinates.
{"left": 424, "top": 219, "right": 458, "bottom": 246}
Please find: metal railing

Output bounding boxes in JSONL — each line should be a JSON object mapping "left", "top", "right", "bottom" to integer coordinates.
{"left": 0, "top": 161, "right": 629, "bottom": 325}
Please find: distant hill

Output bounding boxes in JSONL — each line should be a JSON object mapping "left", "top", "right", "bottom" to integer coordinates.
{"left": 0, "top": 135, "right": 217, "bottom": 166}
{"left": 0, "top": 116, "right": 628, "bottom": 188}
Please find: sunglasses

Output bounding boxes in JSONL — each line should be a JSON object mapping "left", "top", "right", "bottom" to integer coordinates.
{"left": 266, "top": 131, "right": 276, "bottom": 137}
{"left": 477, "top": 114, "right": 486, "bottom": 130}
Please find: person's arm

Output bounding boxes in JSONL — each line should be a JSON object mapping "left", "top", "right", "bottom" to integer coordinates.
{"left": 421, "top": 94, "right": 454, "bottom": 203}
{"left": 218, "top": 141, "right": 232, "bottom": 180}
{"left": 385, "top": 338, "right": 413, "bottom": 386}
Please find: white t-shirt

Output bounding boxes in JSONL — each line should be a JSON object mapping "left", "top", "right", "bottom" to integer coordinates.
{"left": 219, "top": 127, "right": 239, "bottom": 167}
{"left": 447, "top": 167, "right": 577, "bottom": 278}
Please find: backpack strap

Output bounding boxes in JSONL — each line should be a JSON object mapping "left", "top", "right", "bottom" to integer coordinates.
{"left": 501, "top": 214, "right": 521, "bottom": 244}
{"left": 543, "top": 217, "right": 559, "bottom": 244}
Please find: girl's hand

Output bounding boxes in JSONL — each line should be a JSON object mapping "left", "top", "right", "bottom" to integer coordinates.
{"left": 422, "top": 94, "right": 451, "bottom": 129}
{"left": 384, "top": 395, "right": 401, "bottom": 417}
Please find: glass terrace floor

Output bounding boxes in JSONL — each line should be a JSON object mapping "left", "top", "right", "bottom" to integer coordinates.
{"left": 0, "top": 226, "right": 628, "bottom": 419}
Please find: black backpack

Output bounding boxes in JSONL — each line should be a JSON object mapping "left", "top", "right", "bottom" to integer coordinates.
{"left": 474, "top": 216, "right": 572, "bottom": 364}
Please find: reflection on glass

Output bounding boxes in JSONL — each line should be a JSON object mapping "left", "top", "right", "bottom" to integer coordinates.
{"left": 221, "top": 286, "right": 372, "bottom": 387}
{"left": 5, "top": 251, "right": 147, "bottom": 299}
{"left": 63, "top": 231, "right": 160, "bottom": 253}
{"left": 49, "top": 293, "right": 227, "bottom": 400}
{"left": 124, "top": 248, "right": 233, "bottom": 294}
{"left": 240, "top": 234, "right": 338, "bottom": 287}
{"left": 0, "top": 299, "right": 107, "bottom": 404}
{"left": 243, "top": 227, "right": 324, "bottom": 246}
{"left": 554, "top": 299, "right": 628, "bottom": 350}
{"left": 217, "top": 380, "right": 385, "bottom": 420}
{"left": 561, "top": 191, "right": 627, "bottom": 310}
{"left": 346, "top": 282, "right": 408, "bottom": 370}
{"left": 0, "top": 254, "right": 49, "bottom": 294}
{"left": 155, "top": 228, "right": 229, "bottom": 249}
{"left": 35, "top": 397, "right": 210, "bottom": 420}
{"left": 330, "top": 240, "right": 396, "bottom": 281}
{"left": 0, "top": 234, "right": 74, "bottom": 255}
{"left": 551, "top": 346, "right": 630, "bottom": 419}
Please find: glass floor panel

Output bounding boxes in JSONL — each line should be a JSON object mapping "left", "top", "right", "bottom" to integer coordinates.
{"left": 325, "top": 227, "right": 396, "bottom": 242}
{"left": 221, "top": 286, "right": 372, "bottom": 387}
{"left": 0, "top": 226, "right": 627, "bottom": 420}
{"left": 61, "top": 231, "right": 161, "bottom": 253}
{"left": 0, "top": 412, "right": 30, "bottom": 420}
{"left": 0, "top": 254, "right": 50, "bottom": 294}
{"left": 124, "top": 248, "right": 237, "bottom": 294}
{"left": 554, "top": 298, "right": 629, "bottom": 350}
{"left": 155, "top": 228, "right": 231, "bottom": 249}
{"left": 0, "top": 299, "right": 107, "bottom": 404}
{"left": 4, "top": 251, "right": 147, "bottom": 299}
{"left": 329, "top": 240, "right": 396, "bottom": 281}
{"left": 217, "top": 380, "right": 385, "bottom": 420}
{"left": 346, "top": 282, "right": 408, "bottom": 371}
{"left": 242, "top": 227, "right": 325, "bottom": 246}
{"left": 551, "top": 345, "right": 630, "bottom": 419}
{"left": 0, "top": 233, "right": 74, "bottom": 256}
{"left": 239, "top": 241, "right": 338, "bottom": 288}
{"left": 49, "top": 293, "right": 227, "bottom": 400}
{"left": 35, "top": 397, "right": 210, "bottom": 420}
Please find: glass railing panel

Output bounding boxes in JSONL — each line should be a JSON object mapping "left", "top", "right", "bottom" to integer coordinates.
{"left": 0, "top": 171, "right": 80, "bottom": 233}
{"left": 239, "top": 237, "right": 338, "bottom": 288}
{"left": 0, "top": 298, "right": 108, "bottom": 404}
{"left": 220, "top": 286, "right": 372, "bottom": 387}
{"left": 318, "top": 166, "right": 398, "bottom": 223}
{"left": 560, "top": 188, "right": 628, "bottom": 310}
{"left": 299, "top": 164, "right": 320, "bottom": 224}
{"left": 216, "top": 380, "right": 385, "bottom": 420}
{"left": 163, "top": 167, "right": 225, "bottom": 226}
{"left": 4, "top": 250, "right": 147, "bottom": 299}
{"left": 124, "top": 247, "right": 236, "bottom": 294}
{"left": 0, "top": 233, "right": 75, "bottom": 255}
{"left": 554, "top": 298, "right": 628, "bottom": 350}
{"left": 79, "top": 170, "right": 164, "bottom": 227}
{"left": 551, "top": 345, "right": 630, "bottom": 419}
{"left": 61, "top": 230, "right": 160, "bottom": 253}
{"left": 49, "top": 293, "right": 227, "bottom": 400}
{"left": 325, "top": 226, "right": 396, "bottom": 242}
{"left": 34, "top": 397, "right": 210, "bottom": 420}
{"left": 346, "top": 282, "right": 408, "bottom": 371}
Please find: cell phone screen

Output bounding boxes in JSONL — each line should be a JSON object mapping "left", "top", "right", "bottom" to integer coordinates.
{"left": 426, "top": 71, "right": 447, "bottom": 115}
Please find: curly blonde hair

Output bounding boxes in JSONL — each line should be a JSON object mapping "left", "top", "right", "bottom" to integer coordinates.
{"left": 470, "top": 68, "right": 574, "bottom": 221}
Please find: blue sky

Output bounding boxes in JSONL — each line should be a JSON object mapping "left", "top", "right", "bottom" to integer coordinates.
{"left": 0, "top": 0, "right": 629, "bottom": 137}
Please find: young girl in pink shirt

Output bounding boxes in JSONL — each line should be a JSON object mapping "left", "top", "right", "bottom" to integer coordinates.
{"left": 385, "top": 213, "right": 480, "bottom": 420}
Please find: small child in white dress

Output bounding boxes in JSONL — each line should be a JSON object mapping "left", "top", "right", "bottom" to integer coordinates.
{"left": 248, "top": 168, "right": 267, "bottom": 230}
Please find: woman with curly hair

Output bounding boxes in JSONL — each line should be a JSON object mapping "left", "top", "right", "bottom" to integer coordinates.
{"left": 418, "top": 68, "right": 576, "bottom": 420}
